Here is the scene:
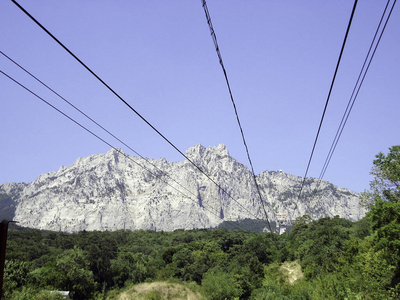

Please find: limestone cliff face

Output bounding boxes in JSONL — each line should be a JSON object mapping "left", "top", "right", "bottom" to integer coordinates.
{"left": 0, "top": 144, "right": 366, "bottom": 232}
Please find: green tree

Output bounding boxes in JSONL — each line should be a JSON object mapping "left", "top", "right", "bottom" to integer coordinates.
{"left": 362, "top": 145, "right": 400, "bottom": 207}
{"left": 172, "top": 247, "right": 194, "bottom": 281}
{"left": 56, "top": 247, "right": 96, "bottom": 299}
{"left": 201, "top": 268, "right": 241, "bottom": 300}
{"left": 6, "top": 287, "right": 65, "bottom": 300}
{"left": 364, "top": 146, "right": 400, "bottom": 295}
{"left": 288, "top": 216, "right": 353, "bottom": 279}
{"left": 30, "top": 247, "right": 96, "bottom": 300}
{"left": 2, "top": 259, "right": 31, "bottom": 298}
{"left": 188, "top": 241, "right": 228, "bottom": 284}
{"left": 111, "top": 252, "right": 156, "bottom": 287}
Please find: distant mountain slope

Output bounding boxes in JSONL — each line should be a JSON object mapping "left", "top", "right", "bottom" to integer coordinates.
{"left": 0, "top": 182, "right": 26, "bottom": 221}
{"left": 0, "top": 144, "right": 366, "bottom": 232}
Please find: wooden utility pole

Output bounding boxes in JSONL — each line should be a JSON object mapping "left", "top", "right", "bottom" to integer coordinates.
{"left": 0, "top": 220, "right": 14, "bottom": 298}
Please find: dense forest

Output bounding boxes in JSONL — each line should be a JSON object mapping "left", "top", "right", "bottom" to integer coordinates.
{"left": 2, "top": 146, "right": 399, "bottom": 300}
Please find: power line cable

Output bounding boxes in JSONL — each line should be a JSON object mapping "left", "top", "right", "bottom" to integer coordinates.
{"left": 1, "top": 52, "right": 254, "bottom": 231}
{"left": 317, "top": 0, "right": 396, "bottom": 182}
{"left": 1, "top": 68, "right": 252, "bottom": 232}
{"left": 11, "top": 0, "right": 261, "bottom": 223}
{"left": 284, "top": 0, "right": 359, "bottom": 226}
{"left": 296, "top": 0, "right": 358, "bottom": 204}
{"left": 201, "top": 0, "right": 274, "bottom": 234}
{"left": 0, "top": 49, "right": 222, "bottom": 217}
{"left": 296, "top": 0, "right": 396, "bottom": 221}
{"left": 310, "top": 0, "right": 396, "bottom": 197}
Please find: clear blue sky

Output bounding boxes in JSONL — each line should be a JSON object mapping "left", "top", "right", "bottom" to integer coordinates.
{"left": 1, "top": 1, "right": 399, "bottom": 193}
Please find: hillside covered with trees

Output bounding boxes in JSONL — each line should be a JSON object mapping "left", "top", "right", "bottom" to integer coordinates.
{"left": 2, "top": 146, "right": 400, "bottom": 299}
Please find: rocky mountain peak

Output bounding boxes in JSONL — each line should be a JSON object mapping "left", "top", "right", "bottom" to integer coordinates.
{"left": 106, "top": 148, "right": 125, "bottom": 164}
{"left": 106, "top": 148, "right": 124, "bottom": 157}
{"left": 215, "top": 143, "right": 229, "bottom": 157}
{"left": 0, "top": 145, "right": 367, "bottom": 233}
{"left": 186, "top": 144, "right": 229, "bottom": 159}
{"left": 186, "top": 144, "right": 206, "bottom": 158}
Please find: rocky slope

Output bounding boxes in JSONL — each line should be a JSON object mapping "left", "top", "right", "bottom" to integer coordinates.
{"left": 0, "top": 144, "right": 366, "bottom": 232}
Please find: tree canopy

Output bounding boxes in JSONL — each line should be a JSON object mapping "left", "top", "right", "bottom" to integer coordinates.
{"left": 2, "top": 146, "right": 400, "bottom": 299}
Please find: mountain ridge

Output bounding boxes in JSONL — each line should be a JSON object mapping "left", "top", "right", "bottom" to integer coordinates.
{"left": 0, "top": 144, "right": 366, "bottom": 232}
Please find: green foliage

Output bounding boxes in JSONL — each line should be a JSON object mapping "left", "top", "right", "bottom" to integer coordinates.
{"left": 250, "top": 281, "right": 310, "bottom": 300}
{"left": 287, "top": 216, "right": 353, "bottom": 279}
{"left": 74, "top": 230, "right": 118, "bottom": 287}
{"left": 369, "top": 198, "right": 400, "bottom": 260}
{"left": 5, "top": 287, "right": 65, "bottom": 300}
{"left": 27, "top": 247, "right": 96, "bottom": 300}
{"left": 143, "top": 290, "right": 163, "bottom": 300}
{"left": 362, "top": 145, "right": 400, "bottom": 207}
{"left": 350, "top": 216, "right": 371, "bottom": 239}
{"left": 372, "top": 145, "right": 400, "bottom": 201}
{"left": 3, "top": 147, "right": 400, "bottom": 299}
{"left": 201, "top": 268, "right": 240, "bottom": 300}
{"left": 218, "top": 218, "right": 276, "bottom": 233}
{"left": 2, "top": 213, "right": 398, "bottom": 300}
{"left": 6, "top": 229, "right": 50, "bottom": 262}
{"left": 250, "top": 262, "right": 310, "bottom": 300}
{"left": 55, "top": 247, "right": 97, "bottom": 299}
{"left": 111, "top": 252, "right": 157, "bottom": 287}
{"left": 2, "top": 259, "right": 30, "bottom": 298}
{"left": 363, "top": 145, "right": 400, "bottom": 292}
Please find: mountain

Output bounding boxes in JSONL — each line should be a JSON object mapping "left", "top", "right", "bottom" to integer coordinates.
{"left": 0, "top": 144, "right": 366, "bottom": 233}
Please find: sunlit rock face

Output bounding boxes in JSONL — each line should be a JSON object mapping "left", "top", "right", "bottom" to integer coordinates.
{"left": 0, "top": 144, "right": 366, "bottom": 232}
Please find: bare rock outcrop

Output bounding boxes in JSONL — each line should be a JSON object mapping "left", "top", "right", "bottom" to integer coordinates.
{"left": 0, "top": 144, "right": 366, "bottom": 232}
